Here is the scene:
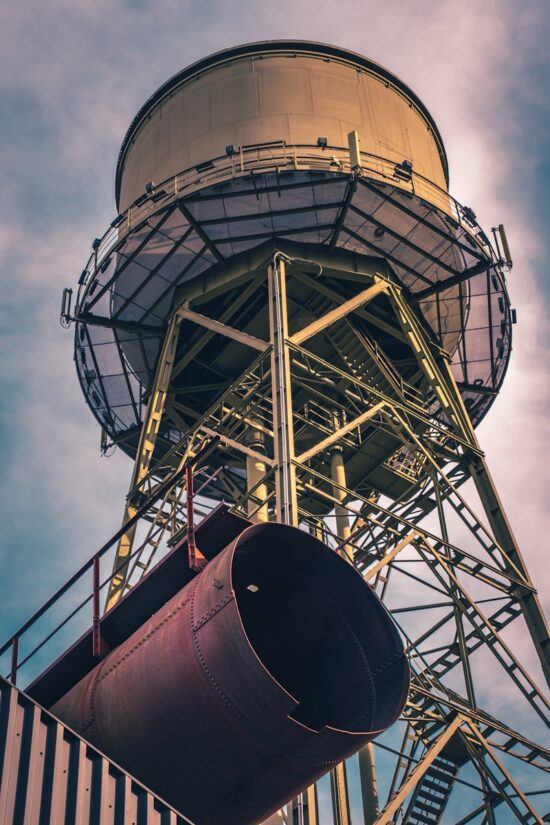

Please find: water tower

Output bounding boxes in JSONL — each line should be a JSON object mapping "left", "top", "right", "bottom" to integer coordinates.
{"left": 3, "top": 41, "right": 548, "bottom": 825}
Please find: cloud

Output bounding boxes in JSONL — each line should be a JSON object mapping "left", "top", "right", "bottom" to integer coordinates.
{"left": 1, "top": 0, "right": 548, "bottom": 817}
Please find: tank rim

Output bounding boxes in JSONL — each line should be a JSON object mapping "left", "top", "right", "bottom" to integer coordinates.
{"left": 228, "top": 521, "right": 410, "bottom": 736}
{"left": 115, "top": 39, "right": 449, "bottom": 208}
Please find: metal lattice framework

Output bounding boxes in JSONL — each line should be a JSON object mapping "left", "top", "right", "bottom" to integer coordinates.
{"left": 71, "top": 143, "right": 512, "bottom": 466}
{"left": 28, "top": 130, "right": 540, "bottom": 822}
{"left": 65, "top": 242, "right": 549, "bottom": 824}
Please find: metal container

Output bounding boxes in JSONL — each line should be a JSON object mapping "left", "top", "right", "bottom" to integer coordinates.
{"left": 116, "top": 41, "right": 448, "bottom": 213}
{"left": 74, "top": 41, "right": 511, "bottom": 455}
{"left": 51, "top": 522, "right": 409, "bottom": 824}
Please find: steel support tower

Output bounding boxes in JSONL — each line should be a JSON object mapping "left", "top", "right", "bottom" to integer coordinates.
{"left": 85, "top": 240, "right": 548, "bottom": 824}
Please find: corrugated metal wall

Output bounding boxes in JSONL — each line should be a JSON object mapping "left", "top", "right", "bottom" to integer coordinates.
{"left": 0, "top": 676, "right": 192, "bottom": 825}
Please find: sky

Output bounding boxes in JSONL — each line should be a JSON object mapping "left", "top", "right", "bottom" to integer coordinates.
{"left": 1, "top": 0, "right": 549, "bottom": 818}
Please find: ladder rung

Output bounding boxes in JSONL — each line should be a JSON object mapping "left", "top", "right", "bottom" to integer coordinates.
{"left": 425, "top": 766, "right": 456, "bottom": 784}
{"left": 407, "top": 809, "right": 440, "bottom": 825}
{"left": 421, "top": 778, "right": 450, "bottom": 796}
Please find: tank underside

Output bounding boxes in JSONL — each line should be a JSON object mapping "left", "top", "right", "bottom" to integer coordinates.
{"left": 75, "top": 162, "right": 511, "bottom": 460}
{"left": 73, "top": 42, "right": 512, "bottom": 463}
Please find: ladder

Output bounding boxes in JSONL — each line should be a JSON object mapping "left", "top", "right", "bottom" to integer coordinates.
{"left": 402, "top": 753, "right": 458, "bottom": 824}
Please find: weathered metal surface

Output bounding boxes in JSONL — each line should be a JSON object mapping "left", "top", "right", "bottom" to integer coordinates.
{"left": 0, "top": 675, "right": 191, "bottom": 825}
{"left": 50, "top": 522, "right": 409, "bottom": 825}
{"left": 27, "top": 504, "right": 250, "bottom": 710}
{"left": 116, "top": 41, "right": 448, "bottom": 213}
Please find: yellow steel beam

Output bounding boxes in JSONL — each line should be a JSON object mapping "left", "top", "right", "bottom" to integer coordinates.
{"left": 383, "top": 281, "right": 475, "bottom": 441}
{"left": 296, "top": 401, "right": 386, "bottom": 464}
{"left": 363, "top": 532, "right": 419, "bottom": 581}
{"left": 289, "top": 278, "right": 389, "bottom": 346}
{"left": 199, "top": 424, "right": 275, "bottom": 467}
{"left": 177, "top": 306, "right": 269, "bottom": 352}
{"left": 172, "top": 274, "right": 264, "bottom": 380}
{"left": 373, "top": 715, "right": 463, "bottom": 824}
{"left": 290, "top": 268, "right": 408, "bottom": 344}
{"left": 105, "top": 311, "right": 181, "bottom": 612}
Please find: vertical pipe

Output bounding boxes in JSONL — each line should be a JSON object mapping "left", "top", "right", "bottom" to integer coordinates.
{"left": 268, "top": 256, "right": 298, "bottom": 527}
{"left": 358, "top": 744, "right": 379, "bottom": 824}
{"left": 246, "top": 427, "right": 268, "bottom": 523}
{"left": 330, "top": 447, "right": 351, "bottom": 561}
{"left": 330, "top": 441, "right": 379, "bottom": 823}
{"left": 293, "top": 796, "right": 304, "bottom": 825}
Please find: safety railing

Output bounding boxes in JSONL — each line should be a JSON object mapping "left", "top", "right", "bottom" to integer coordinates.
{"left": 0, "top": 443, "right": 217, "bottom": 689}
{"left": 74, "top": 141, "right": 503, "bottom": 314}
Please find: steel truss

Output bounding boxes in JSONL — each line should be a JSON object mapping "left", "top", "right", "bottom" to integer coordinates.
{"left": 106, "top": 250, "right": 549, "bottom": 824}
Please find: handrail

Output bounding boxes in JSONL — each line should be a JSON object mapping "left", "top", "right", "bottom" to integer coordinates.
{"left": 74, "top": 141, "right": 505, "bottom": 315}
{"left": 1, "top": 437, "right": 218, "bottom": 684}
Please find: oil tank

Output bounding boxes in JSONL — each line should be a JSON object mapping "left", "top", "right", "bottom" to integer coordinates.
{"left": 51, "top": 523, "right": 409, "bottom": 824}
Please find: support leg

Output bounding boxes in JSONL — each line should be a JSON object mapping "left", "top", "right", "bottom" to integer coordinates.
{"left": 105, "top": 311, "right": 181, "bottom": 611}
{"left": 268, "top": 256, "right": 298, "bottom": 527}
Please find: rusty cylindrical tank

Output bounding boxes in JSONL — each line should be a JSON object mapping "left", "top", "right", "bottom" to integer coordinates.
{"left": 51, "top": 523, "right": 409, "bottom": 824}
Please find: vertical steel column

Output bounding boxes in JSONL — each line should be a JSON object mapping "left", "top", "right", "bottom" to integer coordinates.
{"left": 468, "top": 454, "right": 550, "bottom": 688}
{"left": 330, "top": 438, "right": 379, "bottom": 824}
{"left": 268, "top": 256, "right": 308, "bottom": 825}
{"left": 330, "top": 443, "right": 352, "bottom": 561}
{"left": 246, "top": 427, "right": 269, "bottom": 522}
{"left": 304, "top": 785, "right": 318, "bottom": 825}
{"left": 105, "top": 311, "right": 181, "bottom": 611}
{"left": 358, "top": 745, "right": 379, "bottom": 824}
{"left": 92, "top": 556, "right": 104, "bottom": 658}
{"left": 268, "top": 256, "right": 298, "bottom": 527}
{"left": 330, "top": 763, "right": 351, "bottom": 825}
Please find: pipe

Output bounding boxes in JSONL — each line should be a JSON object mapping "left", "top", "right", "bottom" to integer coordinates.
{"left": 330, "top": 446, "right": 352, "bottom": 561}
{"left": 51, "top": 522, "right": 409, "bottom": 825}
{"left": 246, "top": 425, "right": 269, "bottom": 523}
{"left": 330, "top": 441, "right": 380, "bottom": 822}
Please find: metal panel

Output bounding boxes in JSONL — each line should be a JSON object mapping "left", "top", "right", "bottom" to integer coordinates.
{"left": 0, "top": 676, "right": 191, "bottom": 825}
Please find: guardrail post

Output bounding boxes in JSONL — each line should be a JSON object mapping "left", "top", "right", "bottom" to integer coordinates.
{"left": 10, "top": 636, "right": 18, "bottom": 685}
{"left": 92, "top": 557, "right": 104, "bottom": 658}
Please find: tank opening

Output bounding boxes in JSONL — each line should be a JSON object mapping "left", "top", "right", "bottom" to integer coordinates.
{"left": 233, "top": 525, "right": 408, "bottom": 734}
